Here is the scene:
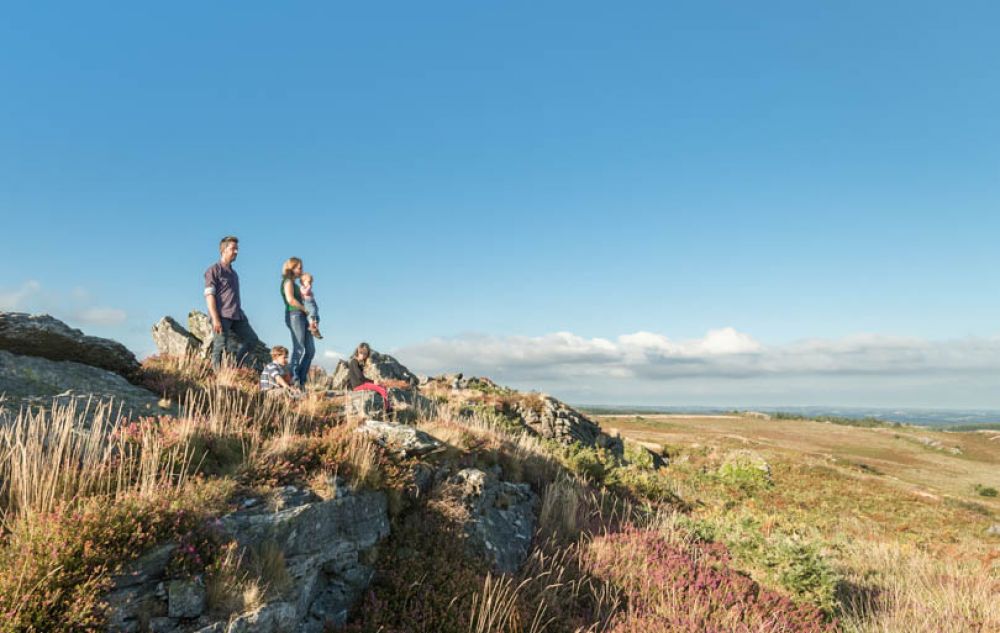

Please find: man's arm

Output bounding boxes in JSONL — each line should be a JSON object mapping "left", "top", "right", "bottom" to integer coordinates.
{"left": 204, "top": 267, "right": 222, "bottom": 333}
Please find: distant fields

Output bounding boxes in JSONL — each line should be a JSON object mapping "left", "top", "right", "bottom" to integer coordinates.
{"left": 595, "top": 413, "right": 1000, "bottom": 632}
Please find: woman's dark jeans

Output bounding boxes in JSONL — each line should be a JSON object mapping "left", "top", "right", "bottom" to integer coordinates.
{"left": 285, "top": 310, "right": 315, "bottom": 386}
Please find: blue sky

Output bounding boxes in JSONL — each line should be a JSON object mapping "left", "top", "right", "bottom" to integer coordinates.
{"left": 2, "top": 2, "right": 999, "bottom": 408}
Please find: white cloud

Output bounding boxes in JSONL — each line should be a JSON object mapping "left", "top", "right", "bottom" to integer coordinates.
{"left": 75, "top": 307, "right": 128, "bottom": 326}
{"left": 0, "top": 280, "right": 41, "bottom": 310}
{"left": 395, "top": 328, "right": 1000, "bottom": 386}
{"left": 0, "top": 280, "right": 128, "bottom": 327}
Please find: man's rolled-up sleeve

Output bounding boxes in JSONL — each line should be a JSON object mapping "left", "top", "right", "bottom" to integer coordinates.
{"left": 204, "top": 267, "right": 217, "bottom": 296}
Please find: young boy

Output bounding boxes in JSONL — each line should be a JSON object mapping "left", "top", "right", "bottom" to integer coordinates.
{"left": 300, "top": 272, "right": 323, "bottom": 339}
{"left": 259, "top": 345, "right": 299, "bottom": 395}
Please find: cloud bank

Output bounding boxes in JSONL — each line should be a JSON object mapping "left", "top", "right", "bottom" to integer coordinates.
{"left": 394, "top": 328, "right": 1000, "bottom": 406}
{"left": 0, "top": 280, "right": 128, "bottom": 327}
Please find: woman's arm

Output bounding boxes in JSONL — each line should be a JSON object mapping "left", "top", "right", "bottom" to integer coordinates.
{"left": 283, "top": 279, "right": 308, "bottom": 313}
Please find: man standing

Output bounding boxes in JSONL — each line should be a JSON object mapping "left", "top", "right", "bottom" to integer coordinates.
{"left": 204, "top": 236, "right": 261, "bottom": 370}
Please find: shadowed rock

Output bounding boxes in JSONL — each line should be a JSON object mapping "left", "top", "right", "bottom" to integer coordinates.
{"left": 0, "top": 349, "right": 166, "bottom": 422}
{"left": 0, "top": 312, "right": 140, "bottom": 380}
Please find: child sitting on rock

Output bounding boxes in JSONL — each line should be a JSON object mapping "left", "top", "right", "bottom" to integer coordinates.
{"left": 260, "top": 345, "right": 300, "bottom": 396}
{"left": 300, "top": 272, "right": 323, "bottom": 340}
{"left": 348, "top": 342, "right": 392, "bottom": 413}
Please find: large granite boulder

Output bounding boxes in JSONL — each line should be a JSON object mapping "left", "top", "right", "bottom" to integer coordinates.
{"left": 105, "top": 486, "right": 390, "bottom": 633}
{"left": 327, "top": 350, "right": 418, "bottom": 390}
{"left": 0, "top": 312, "right": 140, "bottom": 380}
{"left": 0, "top": 349, "right": 166, "bottom": 422}
{"left": 447, "top": 468, "right": 537, "bottom": 574}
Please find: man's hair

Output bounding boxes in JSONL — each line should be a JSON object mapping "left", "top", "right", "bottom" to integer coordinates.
{"left": 219, "top": 236, "right": 239, "bottom": 253}
{"left": 270, "top": 345, "right": 289, "bottom": 359}
{"left": 282, "top": 257, "right": 303, "bottom": 279}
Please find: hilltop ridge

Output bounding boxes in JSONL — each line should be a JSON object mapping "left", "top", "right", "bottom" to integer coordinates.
{"left": 0, "top": 312, "right": 995, "bottom": 632}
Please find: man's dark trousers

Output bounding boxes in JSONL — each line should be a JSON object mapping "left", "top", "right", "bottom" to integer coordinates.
{"left": 212, "top": 317, "right": 261, "bottom": 369}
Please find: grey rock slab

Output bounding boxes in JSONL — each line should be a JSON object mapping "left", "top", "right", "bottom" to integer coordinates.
{"left": 148, "top": 617, "right": 179, "bottom": 633}
{"left": 356, "top": 419, "right": 443, "bottom": 457}
{"left": 226, "top": 602, "right": 298, "bottom": 633}
{"left": 0, "top": 312, "right": 140, "bottom": 379}
{"left": 448, "top": 468, "right": 538, "bottom": 574}
{"left": 0, "top": 349, "right": 166, "bottom": 422}
{"left": 222, "top": 491, "right": 389, "bottom": 557}
{"left": 167, "top": 579, "right": 206, "bottom": 618}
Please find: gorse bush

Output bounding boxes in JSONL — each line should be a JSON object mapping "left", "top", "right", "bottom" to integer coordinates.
{"left": 974, "top": 484, "right": 998, "bottom": 497}
{"left": 677, "top": 513, "right": 841, "bottom": 614}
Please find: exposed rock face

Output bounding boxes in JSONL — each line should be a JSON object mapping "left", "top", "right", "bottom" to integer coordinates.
{"left": 515, "top": 395, "right": 624, "bottom": 457}
{"left": 328, "top": 350, "right": 418, "bottom": 390}
{"left": 0, "top": 349, "right": 166, "bottom": 422}
{"left": 448, "top": 468, "right": 537, "bottom": 574}
{"left": 151, "top": 317, "right": 202, "bottom": 358}
{"left": 105, "top": 487, "right": 390, "bottom": 633}
{"left": 149, "top": 311, "right": 270, "bottom": 368}
{"left": 357, "top": 419, "right": 443, "bottom": 458}
{"left": 0, "top": 312, "right": 140, "bottom": 380}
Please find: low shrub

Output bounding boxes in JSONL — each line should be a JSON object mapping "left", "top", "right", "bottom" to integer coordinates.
{"left": 0, "top": 478, "right": 234, "bottom": 632}
{"left": 677, "top": 513, "right": 841, "bottom": 614}
{"left": 587, "top": 528, "right": 837, "bottom": 632}
{"left": 974, "top": 484, "right": 998, "bottom": 498}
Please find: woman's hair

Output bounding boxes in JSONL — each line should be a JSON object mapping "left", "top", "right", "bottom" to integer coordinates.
{"left": 354, "top": 342, "right": 371, "bottom": 360}
{"left": 281, "top": 257, "right": 303, "bottom": 279}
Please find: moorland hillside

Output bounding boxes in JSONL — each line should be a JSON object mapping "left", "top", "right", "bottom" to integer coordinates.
{"left": 0, "top": 311, "right": 995, "bottom": 632}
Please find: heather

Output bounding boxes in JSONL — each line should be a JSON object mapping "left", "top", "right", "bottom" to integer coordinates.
{"left": 5, "top": 351, "right": 992, "bottom": 631}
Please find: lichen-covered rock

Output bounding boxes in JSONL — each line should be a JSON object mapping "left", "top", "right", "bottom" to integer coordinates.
{"left": 0, "top": 312, "right": 140, "bottom": 379}
{"left": 151, "top": 317, "right": 202, "bottom": 358}
{"left": 515, "top": 394, "right": 624, "bottom": 457}
{"left": 356, "top": 419, "right": 443, "bottom": 458}
{"left": 0, "top": 349, "right": 167, "bottom": 423}
{"left": 448, "top": 468, "right": 537, "bottom": 574}
{"left": 105, "top": 488, "right": 390, "bottom": 633}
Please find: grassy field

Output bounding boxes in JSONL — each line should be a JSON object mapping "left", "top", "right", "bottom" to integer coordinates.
{"left": 596, "top": 413, "right": 1000, "bottom": 632}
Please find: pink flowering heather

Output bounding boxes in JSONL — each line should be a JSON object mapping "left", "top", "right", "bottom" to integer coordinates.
{"left": 587, "top": 528, "right": 837, "bottom": 633}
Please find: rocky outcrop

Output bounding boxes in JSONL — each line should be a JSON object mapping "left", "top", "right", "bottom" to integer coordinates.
{"left": 447, "top": 468, "right": 537, "bottom": 574}
{"left": 0, "top": 349, "right": 166, "bottom": 422}
{"left": 105, "top": 486, "right": 390, "bottom": 633}
{"left": 328, "top": 350, "right": 418, "bottom": 390}
{"left": 357, "top": 419, "right": 443, "bottom": 458}
{"left": 515, "top": 395, "right": 625, "bottom": 457}
{"left": 149, "top": 311, "right": 269, "bottom": 368}
{"left": 0, "top": 312, "right": 140, "bottom": 380}
{"left": 151, "top": 317, "right": 202, "bottom": 358}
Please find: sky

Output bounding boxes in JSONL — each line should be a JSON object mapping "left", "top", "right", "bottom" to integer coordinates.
{"left": 2, "top": 1, "right": 999, "bottom": 408}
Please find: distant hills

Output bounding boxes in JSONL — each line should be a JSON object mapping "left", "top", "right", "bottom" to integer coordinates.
{"left": 576, "top": 404, "right": 1000, "bottom": 429}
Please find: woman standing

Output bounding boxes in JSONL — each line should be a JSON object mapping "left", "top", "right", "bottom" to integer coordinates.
{"left": 281, "top": 257, "right": 315, "bottom": 387}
